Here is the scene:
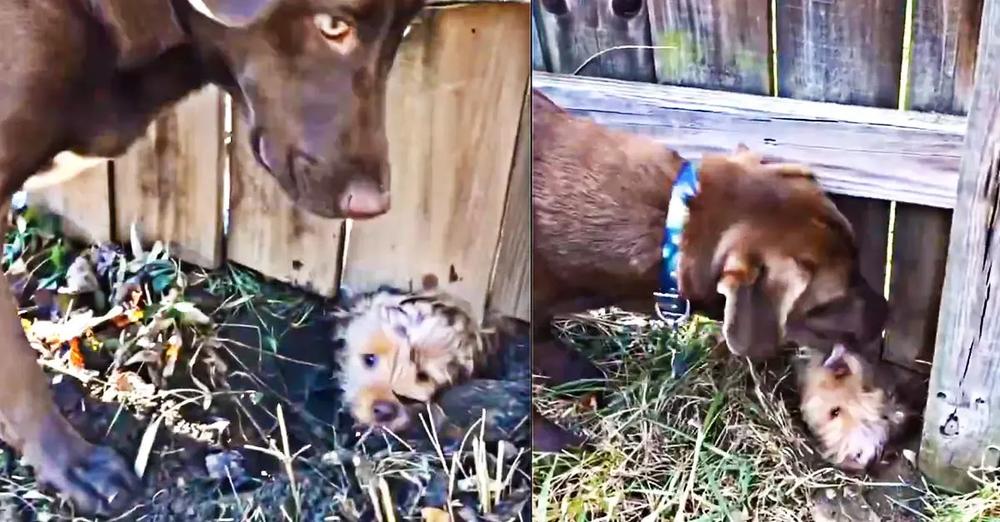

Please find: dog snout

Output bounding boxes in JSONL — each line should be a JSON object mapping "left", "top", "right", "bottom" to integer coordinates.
{"left": 372, "top": 400, "right": 401, "bottom": 424}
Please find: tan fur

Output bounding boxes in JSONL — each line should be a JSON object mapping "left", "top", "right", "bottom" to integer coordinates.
{"left": 334, "top": 289, "right": 490, "bottom": 431}
{"left": 797, "top": 345, "right": 891, "bottom": 471}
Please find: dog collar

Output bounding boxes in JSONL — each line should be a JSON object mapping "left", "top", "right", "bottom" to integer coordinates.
{"left": 655, "top": 160, "right": 700, "bottom": 323}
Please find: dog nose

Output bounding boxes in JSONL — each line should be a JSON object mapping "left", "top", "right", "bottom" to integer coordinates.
{"left": 339, "top": 178, "right": 389, "bottom": 219}
{"left": 372, "top": 400, "right": 400, "bottom": 424}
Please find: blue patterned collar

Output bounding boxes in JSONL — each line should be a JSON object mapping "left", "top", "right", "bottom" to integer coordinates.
{"left": 655, "top": 160, "right": 700, "bottom": 322}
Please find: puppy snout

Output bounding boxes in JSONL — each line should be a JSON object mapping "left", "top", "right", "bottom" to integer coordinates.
{"left": 372, "top": 400, "right": 401, "bottom": 424}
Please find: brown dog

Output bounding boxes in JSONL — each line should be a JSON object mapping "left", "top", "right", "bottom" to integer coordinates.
{"left": 0, "top": 0, "right": 423, "bottom": 514}
{"left": 531, "top": 89, "right": 888, "bottom": 450}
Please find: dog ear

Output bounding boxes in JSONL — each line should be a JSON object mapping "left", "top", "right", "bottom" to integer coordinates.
{"left": 186, "top": 0, "right": 280, "bottom": 27}
{"left": 716, "top": 252, "right": 782, "bottom": 358}
{"left": 715, "top": 246, "right": 814, "bottom": 359}
{"left": 93, "top": 0, "right": 187, "bottom": 68}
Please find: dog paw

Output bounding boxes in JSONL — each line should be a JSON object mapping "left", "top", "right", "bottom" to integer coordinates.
{"left": 35, "top": 442, "right": 140, "bottom": 516}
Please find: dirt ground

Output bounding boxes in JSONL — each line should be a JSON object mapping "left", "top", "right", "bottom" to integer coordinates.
{"left": 0, "top": 207, "right": 530, "bottom": 521}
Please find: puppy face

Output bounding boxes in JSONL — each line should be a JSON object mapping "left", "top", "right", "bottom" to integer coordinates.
{"left": 334, "top": 290, "right": 482, "bottom": 432}
{"left": 701, "top": 148, "right": 887, "bottom": 359}
{"left": 798, "top": 344, "right": 889, "bottom": 471}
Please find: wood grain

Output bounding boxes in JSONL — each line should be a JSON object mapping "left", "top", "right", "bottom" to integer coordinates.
{"left": 113, "top": 87, "right": 225, "bottom": 268}
{"left": 908, "top": 0, "right": 983, "bottom": 114}
{"left": 342, "top": 3, "right": 529, "bottom": 321}
{"left": 919, "top": 0, "right": 1000, "bottom": 491}
{"left": 487, "top": 87, "right": 530, "bottom": 321}
{"left": 533, "top": 0, "right": 655, "bottom": 82}
{"left": 647, "top": 0, "right": 771, "bottom": 94}
{"left": 884, "top": 0, "right": 981, "bottom": 373}
{"left": 884, "top": 204, "right": 950, "bottom": 373}
{"left": 776, "top": 0, "right": 906, "bottom": 107}
{"left": 533, "top": 72, "right": 965, "bottom": 208}
{"left": 227, "top": 111, "right": 345, "bottom": 298}
{"left": 24, "top": 164, "right": 112, "bottom": 244}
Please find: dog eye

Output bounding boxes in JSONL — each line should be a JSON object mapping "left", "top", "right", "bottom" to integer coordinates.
{"left": 314, "top": 14, "right": 353, "bottom": 41}
{"left": 362, "top": 354, "right": 377, "bottom": 368}
{"left": 830, "top": 407, "right": 841, "bottom": 419}
{"left": 416, "top": 371, "right": 429, "bottom": 382}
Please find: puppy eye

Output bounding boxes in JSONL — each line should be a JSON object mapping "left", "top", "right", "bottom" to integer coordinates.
{"left": 314, "top": 14, "right": 353, "bottom": 41}
{"left": 362, "top": 354, "right": 377, "bottom": 368}
{"left": 416, "top": 371, "right": 430, "bottom": 382}
{"left": 830, "top": 407, "right": 841, "bottom": 419}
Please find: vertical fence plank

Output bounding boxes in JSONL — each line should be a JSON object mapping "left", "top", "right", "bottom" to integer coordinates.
{"left": 227, "top": 114, "right": 344, "bottom": 297}
{"left": 113, "top": 87, "right": 224, "bottom": 268}
{"left": 533, "top": 0, "right": 655, "bottom": 82}
{"left": 777, "top": 0, "right": 905, "bottom": 356}
{"left": 646, "top": 0, "right": 771, "bottom": 94}
{"left": 342, "top": 3, "right": 529, "bottom": 320}
{"left": 777, "top": 0, "right": 905, "bottom": 107}
{"left": 919, "top": 0, "right": 1000, "bottom": 491}
{"left": 532, "top": 8, "right": 549, "bottom": 71}
{"left": 908, "top": 0, "right": 983, "bottom": 114}
{"left": 885, "top": 0, "right": 982, "bottom": 373}
{"left": 24, "top": 165, "right": 112, "bottom": 244}
{"left": 487, "top": 87, "right": 530, "bottom": 321}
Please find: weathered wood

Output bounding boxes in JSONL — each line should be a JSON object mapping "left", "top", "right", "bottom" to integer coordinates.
{"left": 227, "top": 110, "right": 345, "bottom": 298}
{"left": 883, "top": 0, "right": 979, "bottom": 373}
{"left": 646, "top": 0, "right": 771, "bottom": 94}
{"left": 776, "top": 0, "right": 906, "bottom": 107}
{"left": 531, "top": 7, "right": 548, "bottom": 71}
{"left": 533, "top": 72, "right": 966, "bottom": 209}
{"left": 908, "top": 0, "right": 983, "bottom": 114}
{"left": 919, "top": 0, "right": 1000, "bottom": 491}
{"left": 487, "top": 87, "right": 530, "bottom": 321}
{"left": 24, "top": 164, "right": 112, "bottom": 244}
{"left": 884, "top": 204, "right": 950, "bottom": 373}
{"left": 343, "top": 3, "right": 529, "bottom": 321}
{"left": 533, "top": 0, "right": 655, "bottom": 82}
{"left": 113, "top": 87, "right": 225, "bottom": 268}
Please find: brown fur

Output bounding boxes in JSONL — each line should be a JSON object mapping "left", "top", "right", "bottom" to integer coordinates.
{"left": 531, "top": 89, "right": 888, "bottom": 450}
{"left": 0, "top": 1, "right": 423, "bottom": 514}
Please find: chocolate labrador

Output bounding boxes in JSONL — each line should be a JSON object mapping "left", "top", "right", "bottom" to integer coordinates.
{"left": 0, "top": 0, "right": 422, "bottom": 514}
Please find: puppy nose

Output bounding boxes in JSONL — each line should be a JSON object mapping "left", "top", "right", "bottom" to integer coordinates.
{"left": 372, "top": 400, "right": 400, "bottom": 424}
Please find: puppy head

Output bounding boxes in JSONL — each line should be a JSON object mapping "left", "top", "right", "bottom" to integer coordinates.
{"left": 702, "top": 148, "right": 887, "bottom": 359}
{"left": 799, "top": 344, "right": 889, "bottom": 471}
{"left": 333, "top": 290, "right": 483, "bottom": 432}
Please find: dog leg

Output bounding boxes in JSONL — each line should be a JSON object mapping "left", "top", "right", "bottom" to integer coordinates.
{"left": 0, "top": 228, "right": 138, "bottom": 514}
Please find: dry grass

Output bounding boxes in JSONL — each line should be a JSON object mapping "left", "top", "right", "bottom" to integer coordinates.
{"left": 532, "top": 308, "right": 1000, "bottom": 521}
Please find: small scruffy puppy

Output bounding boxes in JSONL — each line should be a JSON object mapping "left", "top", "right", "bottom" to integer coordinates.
{"left": 797, "top": 344, "right": 912, "bottom": 471}
{"left": 332, "top": 287, "right": 491, "bottom": 432}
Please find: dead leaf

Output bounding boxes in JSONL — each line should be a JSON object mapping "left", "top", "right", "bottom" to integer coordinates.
{"left": 134, "top": 414, "right": 164, "bottom": 479}
{"left": 421, "top": 507, "right": 451, "bottom": 522}
{"left": 68, "top": 337, "right": 84, "bottom": 369}
{"left": 163, "top": 332, "right": 183, "bottom": 378}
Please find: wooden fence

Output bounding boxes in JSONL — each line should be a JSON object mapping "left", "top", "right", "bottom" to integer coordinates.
{"left": 25, "top": 1, "right": 530, "bottom": 323}
{"left": 533, "top": 0, "right": 987, "bottom": 490}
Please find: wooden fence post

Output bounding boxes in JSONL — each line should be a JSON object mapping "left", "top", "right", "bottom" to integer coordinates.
{"left": 919, "top": 1, "right": 1000, "bottom": 492}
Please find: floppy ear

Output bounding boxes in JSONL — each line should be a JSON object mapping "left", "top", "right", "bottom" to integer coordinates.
{"left": 93, "top": 0, "right": 187, "bottom": 67}
{"left": 187, "top": 0, "right": 279, "bottom": 27}
{"left": 716, "top": 253, "right": 782, "bottom": 358}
